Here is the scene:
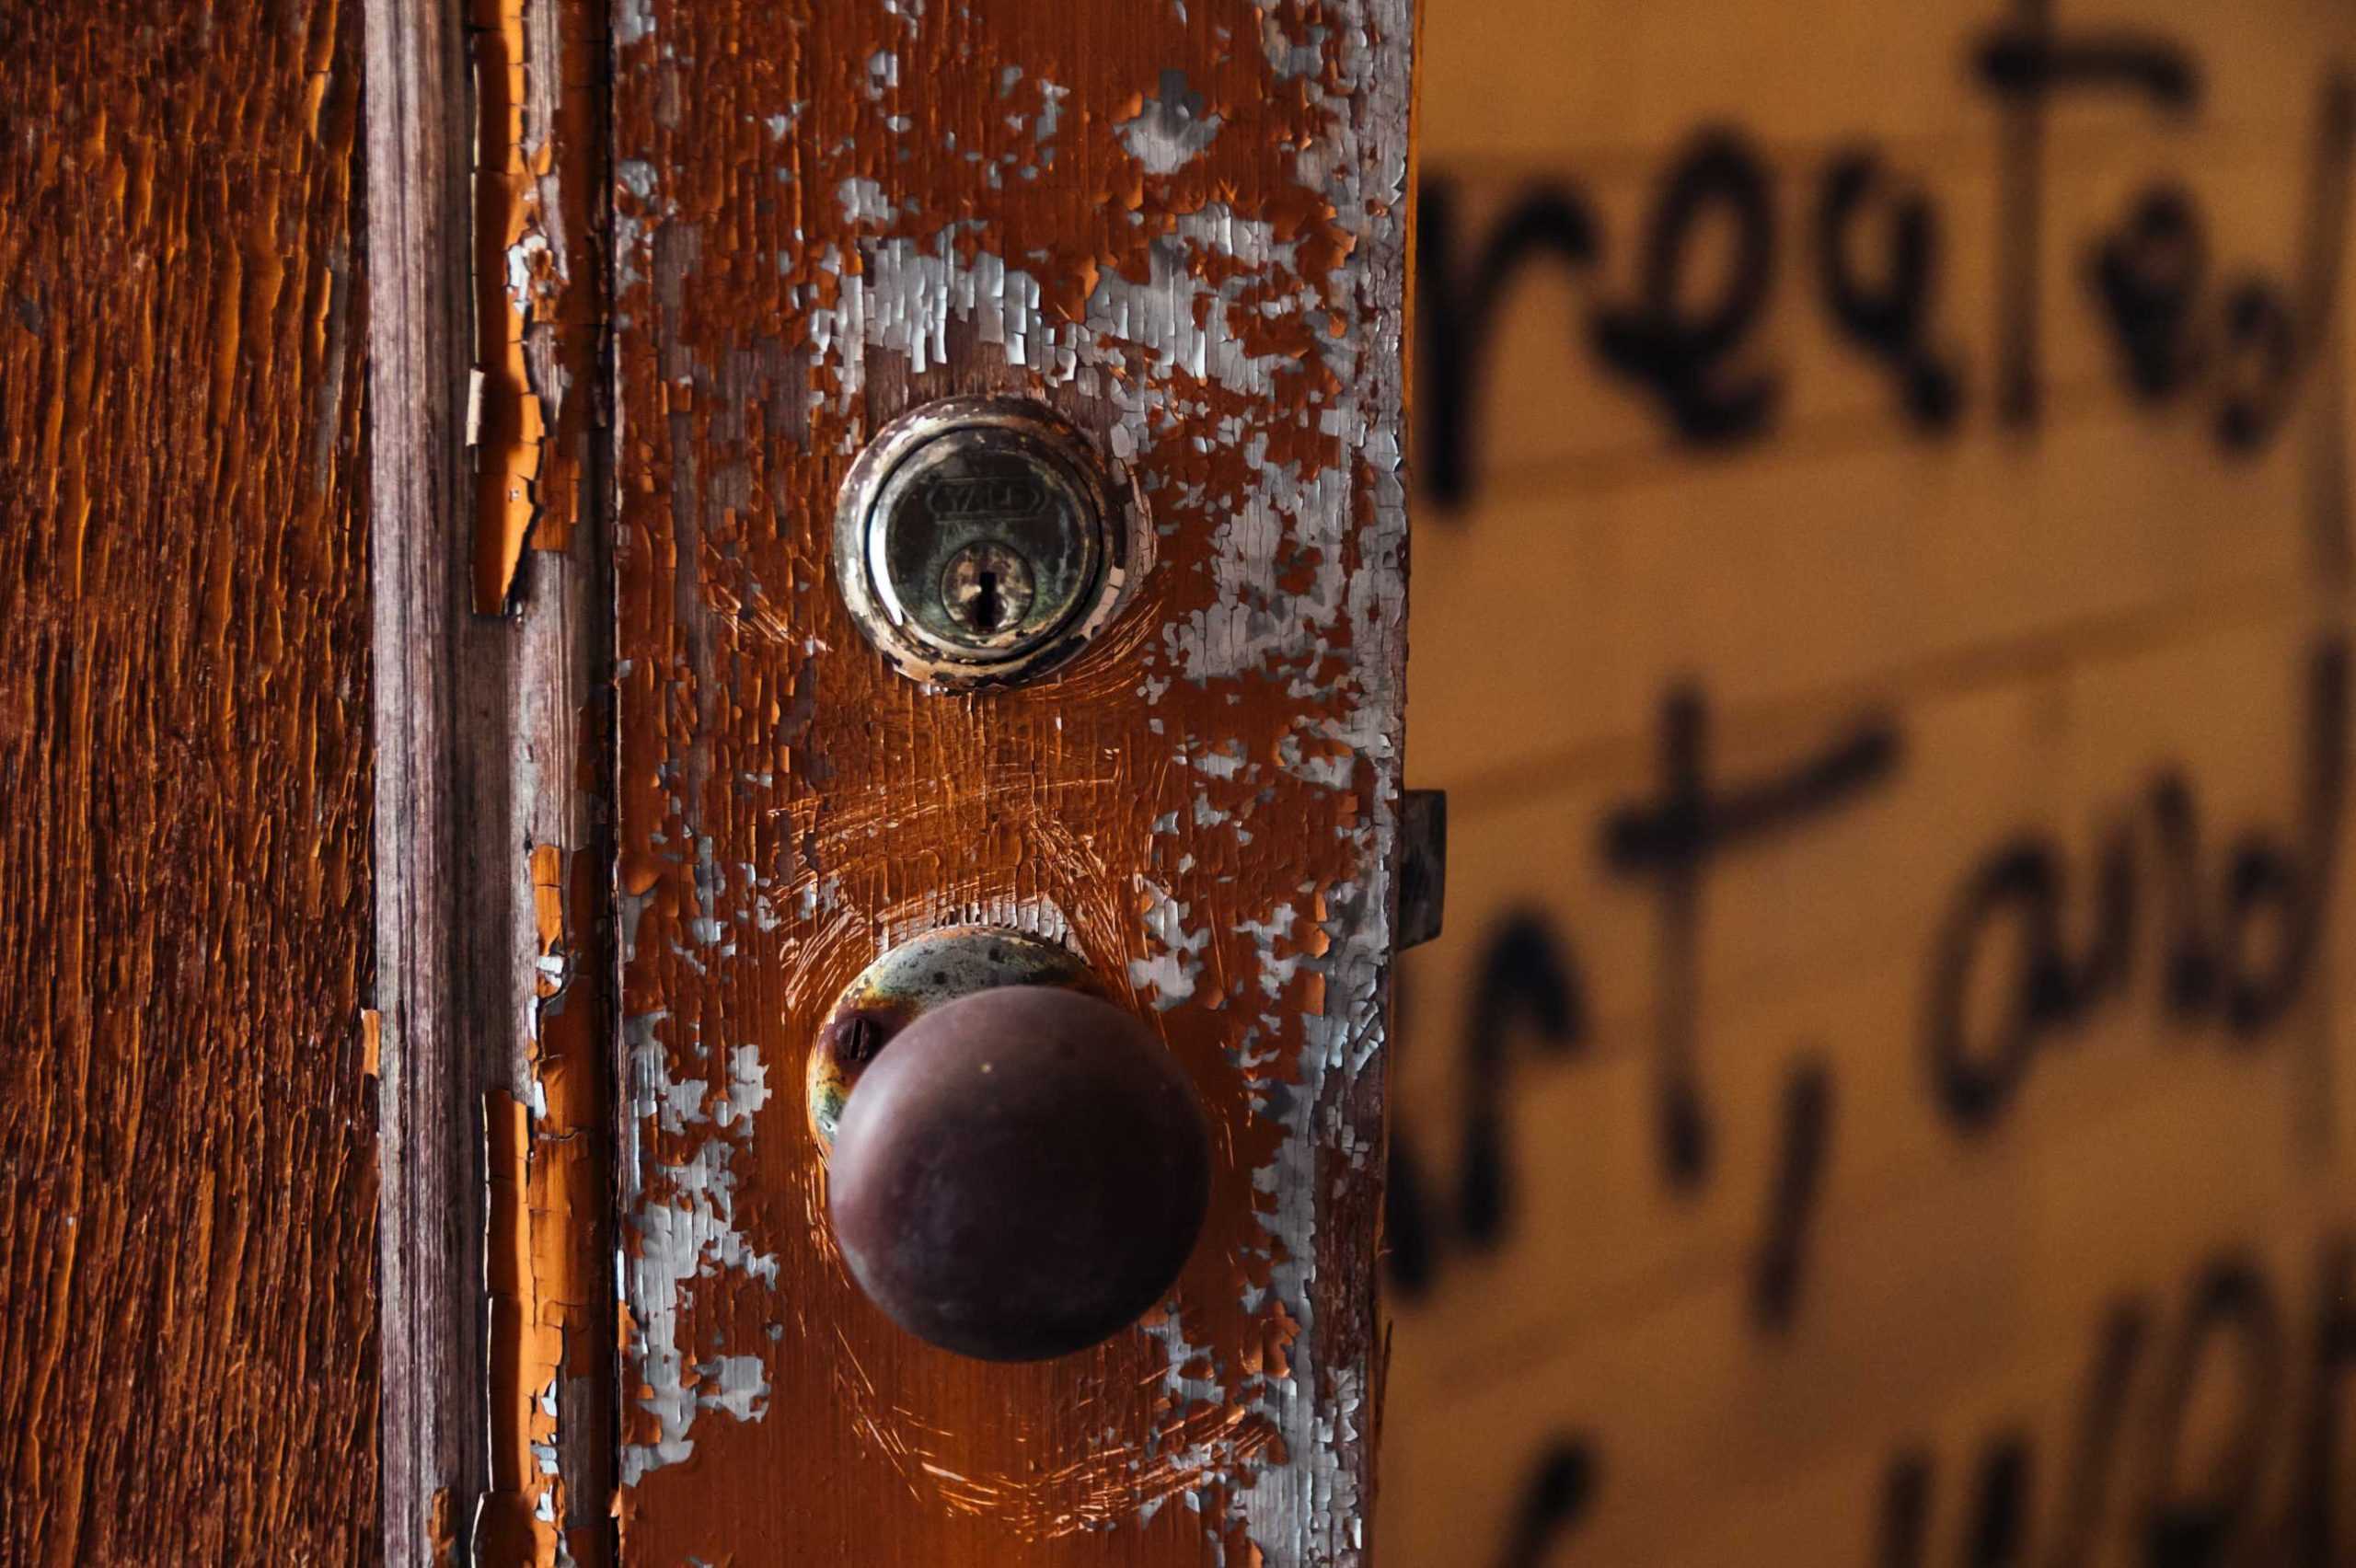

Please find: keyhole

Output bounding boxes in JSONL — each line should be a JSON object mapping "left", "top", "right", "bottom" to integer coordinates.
{"left": 941, "top": 541, "right": 1037, "bottom": 640}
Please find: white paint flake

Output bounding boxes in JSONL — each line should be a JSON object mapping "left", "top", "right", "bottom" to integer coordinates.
{"left": 1114, "top": 69, "right": 1226, "bottom": 174}
{"left": 621, "top": 1010, "right": 780, "bottom": 1482}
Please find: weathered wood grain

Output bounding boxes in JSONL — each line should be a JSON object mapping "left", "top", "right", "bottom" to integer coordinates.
{"left": 607, "top": 1, "right": 1413, "bottom": 1562}
{"left": 0, "top": 1, "right": 376, "bottom": 1560}
{"left": 365, "top": 0, "right": 490, "bottom": 1553}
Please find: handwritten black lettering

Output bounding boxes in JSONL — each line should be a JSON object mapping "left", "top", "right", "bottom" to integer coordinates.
{"left": 1974, "top": 0, "right": 2199, "bottom": 425}
{"left": 1461, "top": 913, "right": 1591, "bottom": 1246}
{"left": 2148, "top": 772, "right": 2221, "bottom": 1016}
{"left": 1877, "top": 1452, "right": 1935, "bottom": 1568}
{"left": 2214, "top": 278, "right": 2302, "bottom": 453}
{"left": 1496, "top": 1436, "right": 1599, "bottom": 1568}
{"left": 2139, "top": 1259, "right": 2284, "bottom": 1567}
{"left": 2049, "top": 1306, "right": 2153, "bottom": 1568}
{"left": 2087, "top": 187, "right": 2210, "bottom": 402}
{"left": 2295, "top": 1238, "right": 2355, "bottom": 1564}
{"left": 1924, "top": 637, "right": 2346, "bottom": 1132}
{"left": 2079, "top": 75, "right": 2350, "bottom": 457}
{"left": 1592, "top": 129, "right": 1783, "bottom": 445}
{"left": 1882, "top": 1434, "right": 2037, "bottom": 1567}
{"left": 1419, "top": 179, "right": 1602, "bottom": 509}
{"left": 2081, "top": 186, "right": 2318, "bottom": 460}
{"left": 1818, "top": 149, "right": 1965, "bottom": 430}
{"left": 1873, "top": 1238, "right": 2352, "bottom": 1568}
{"left": 2227, "top": 640, "right": 2344, "bottom": 1033}
{"left": 1750, "top": 1056, "right": 1834, "bottom": 1333}
{"left": 1386, "top": 915, "right": 1590, "bottom": 1300}
{"left": 1924, "top": 826, "right": 2134, "bottom": 1129}
{"left": 1411, "top": 28, "right": 2350, "bottom": 508}
{"left": 1970, "top": 1437, "right": 2036, "bottom": 1567}
{"left": 1606, "top": 691, "right": 1900, "bottom": 1187}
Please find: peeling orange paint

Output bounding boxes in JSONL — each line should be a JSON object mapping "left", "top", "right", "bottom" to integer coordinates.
{"left": 479, "top": 842, "right": 614, "bottom": 1567}
{"left": 469, "top": 0, "right": 606, "bottom": 612}
{"left": 531, "top": 842, "right": 567, "bottom": 992}
{"left": 479, "top": 1089, "right": 553, "bottom": 1566}
{"left": 470, "top": 0, "right": 542, "bottom": 614}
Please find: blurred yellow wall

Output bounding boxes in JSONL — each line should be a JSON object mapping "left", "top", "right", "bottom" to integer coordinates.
{"left": 1384, "top": 3, "right": 2356, "bottom": 1562}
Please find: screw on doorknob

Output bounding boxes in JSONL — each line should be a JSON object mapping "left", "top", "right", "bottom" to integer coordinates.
{"left": 826, "top": 985, "right": 1212, "bottom": 1362}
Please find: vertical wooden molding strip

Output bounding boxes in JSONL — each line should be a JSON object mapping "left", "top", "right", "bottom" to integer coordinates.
{"left": 372, "top": 0, "right": 618, "bottom": 1559}
{"left": 482, "top": 0, "right": 620, "bottom": 1556}
{"left": 468, "top": 0, "right": 611, "bottom": 615}
{"left": 365, "top": 0, "right": 491, "bottom": 1555}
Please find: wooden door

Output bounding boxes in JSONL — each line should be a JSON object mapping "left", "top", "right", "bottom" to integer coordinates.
{"left": 603, "top": 2, "right": 1414, "bottom": 1563}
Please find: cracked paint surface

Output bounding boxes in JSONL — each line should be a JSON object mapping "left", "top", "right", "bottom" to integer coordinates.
{"left": 0, "top": 2, "right": 375, "bottom": 1560}
{"left": 611, "top": 1, "right": 1412, "bottom": 1562}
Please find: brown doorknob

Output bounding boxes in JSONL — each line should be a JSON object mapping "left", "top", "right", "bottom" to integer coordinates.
{"left": 826, "top": 983, "right": 1212, "bottom": 1362}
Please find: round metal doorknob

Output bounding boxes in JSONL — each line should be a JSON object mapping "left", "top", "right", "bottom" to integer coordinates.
{"left": 826, "top": 984, "right": 1212, "bottom": 1362}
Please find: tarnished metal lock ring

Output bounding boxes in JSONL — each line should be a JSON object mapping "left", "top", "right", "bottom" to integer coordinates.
{"left": 834, "top": 396, "right": 1140, "bottom": 690}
